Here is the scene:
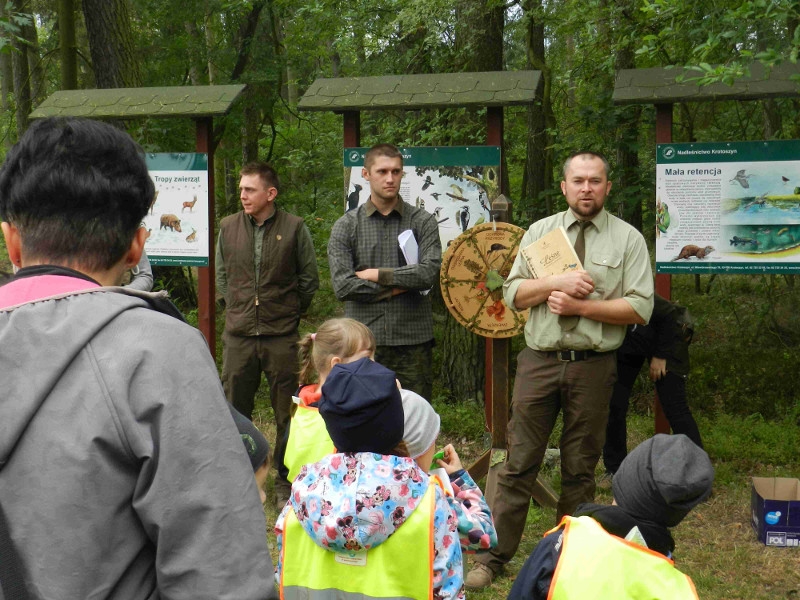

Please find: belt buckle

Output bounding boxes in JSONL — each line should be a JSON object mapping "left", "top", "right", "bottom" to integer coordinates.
{"left": 558, "top": 350, "right": 576, "bottom": 362}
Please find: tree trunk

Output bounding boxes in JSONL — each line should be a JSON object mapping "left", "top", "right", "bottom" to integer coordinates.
{"left": 224, "top": 156, "right": 240, "bottom": 216}
{"left": 437, "top": 0, "right": 504, "bottom": 405}
{"left": 82, "top": 0, "right": 196, "bottom": 308}
{"left": 0, "top": 2, "right": 14, "bottom": 145}
{"left": 59, "top": 0, "right": 78, "bottom": 90}
{"left": 242, "top": 99, "right": 260, "bottom": 164}
{"left": 521, "top": 0, "right": 554, "bottom": 223}
{"left": 82, "top": 0, "right": 142, "bottom": 88}
{"left": 184, "top": 18, "right": 205, "bottom": 86}
{"left": 439, "top": 295, "right": 485, "bottom": 405}
{"left": 613, "top": 0, "right": 642, "bottom": 230}
{"left": 11, "top": 0, "right": 31, "bottom": 136}
{"left": 204, "top": 2, "right": 217, "bottom": 84}
{"left": 23, "top": 16, "right": 44, "bottom": 105}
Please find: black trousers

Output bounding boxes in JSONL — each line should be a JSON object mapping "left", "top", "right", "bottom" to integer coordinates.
{"left": 603, "top": 352, "right": 703, "bottom": 474}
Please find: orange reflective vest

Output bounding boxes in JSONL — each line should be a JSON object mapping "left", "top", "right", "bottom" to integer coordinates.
{"left": 549, "top": 516, "right": 698, "bottom": 600}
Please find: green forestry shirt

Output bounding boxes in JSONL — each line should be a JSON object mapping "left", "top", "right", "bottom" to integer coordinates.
{"left": 503, "top": 208, "right": 653, "bottom": 352}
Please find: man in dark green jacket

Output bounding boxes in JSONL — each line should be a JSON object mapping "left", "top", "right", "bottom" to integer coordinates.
{"left": 216, "top": 162, "right": 319, "bottom": 505}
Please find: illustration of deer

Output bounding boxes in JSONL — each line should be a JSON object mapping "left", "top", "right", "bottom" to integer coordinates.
{"left": 182, "top": 195, "right": 198, "bottom": 212}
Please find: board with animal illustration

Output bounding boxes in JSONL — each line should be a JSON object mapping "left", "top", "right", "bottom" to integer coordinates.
{"left": 143, "top": 153, "right": 209, "bottom": 267}
{"left": 343, "top": 146, "right": 500, "bottom": 252}
{"left": 655, "top": 140, "right": 800, "bottom": 274}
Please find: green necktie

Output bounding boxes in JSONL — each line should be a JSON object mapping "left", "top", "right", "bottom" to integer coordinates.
{"left": 559, "top": 221, "right": 589, "bottom": 331}
{"left": 574, "top": 220, "right": 588, "bottom": 265}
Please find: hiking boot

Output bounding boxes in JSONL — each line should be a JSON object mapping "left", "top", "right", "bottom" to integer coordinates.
{"left": 597, "top": 470, "right": 615, "bottom": 490}
{"left": 465, "top": 563, "right": 495, "bottom": 590}
{"left": 275, "top": 482, "right": 291, "bottom": 510}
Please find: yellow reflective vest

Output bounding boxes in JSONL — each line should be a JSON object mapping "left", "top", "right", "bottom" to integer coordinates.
{"left": 280, "top": 483, "right": 436, "bottom": 600}
{"left": 549, "top": 516, "right": 698, "bottom": 600}
{"left": 284, "top": 404, "right": 335, "bottom": 482}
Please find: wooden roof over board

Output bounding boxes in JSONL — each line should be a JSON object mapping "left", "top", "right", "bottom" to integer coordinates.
{"left": 298, "top": 71, "right": 541, "bottom": 112}
{"left": 29, "top": 85, "right": 246, "bottom": 120}
{"left": 613, "top": 62, "right": 800, "bottom": 105}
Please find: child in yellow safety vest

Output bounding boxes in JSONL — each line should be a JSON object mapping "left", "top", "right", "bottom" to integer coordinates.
{"left": 278, "top": 317, "right": 376, "bottom": 488}
{"left": 507, "top": 434, "right": 714, "bottom": 600}
{"left": 276, "top": 357, "right": 471, "bottom": 599}
{"left": 281, "top": 317, "right": 497, "bottom": 553}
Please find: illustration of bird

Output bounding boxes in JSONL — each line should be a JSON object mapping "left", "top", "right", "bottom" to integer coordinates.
{"left": 415, "top": 197, "right": 425, "bottom": 210}
{"left": 186, "top": 229, "right": 197, "bottom": 243}
{"left": 782, "top": 176, "right": 790, "bottom": 186}
{"left": 430, "top": 192, "right": 441, "bottom": 201}
{"left": 743, "top": 192, "right": 769, "bottom": 210}
{"left": 473, "top": 215, "right": 485, "bottom": 226}
{"left": 458, "top": 206, "right": 470, "bottom": 232}
{"left": 422, "top": 175, "right": 434, "bottom": 190}
{"left": 347, "top": 184, "right": 362, "bottom": 211}
{"left": 433, "top": 207, "right": 443, "bottom": 219}
{"left": 730, "top": 169, "right": 751, "bottom": 188}
{"left": 477, "top": 191, "right": 490, "bottom": 212}
{"left": 487, "top": 243, "right": 508, "bottom": 255}
{"left": 450, "top": 183, "right": 464, "bottom": 196}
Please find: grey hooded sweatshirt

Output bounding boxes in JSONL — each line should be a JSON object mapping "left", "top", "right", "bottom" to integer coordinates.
{"left": 0, "top": 272, "right": 277, "bottom": 600}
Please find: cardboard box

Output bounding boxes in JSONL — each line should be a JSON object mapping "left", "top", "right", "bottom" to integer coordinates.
{"left": 751, "top": 477, "right": 800, "bottom": 547}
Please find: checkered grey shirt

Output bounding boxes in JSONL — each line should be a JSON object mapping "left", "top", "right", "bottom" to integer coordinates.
{"left": 328, "top": 198, "right": 442, "bottom": 346}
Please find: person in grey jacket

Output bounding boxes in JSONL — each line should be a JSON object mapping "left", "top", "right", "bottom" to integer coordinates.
{"left": 0, "top": 117, "right": 277, "bottom": 600}
{"left": 126, "top": 249, "right": 154, "bottom": 291}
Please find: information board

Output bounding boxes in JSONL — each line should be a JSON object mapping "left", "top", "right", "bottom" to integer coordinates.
{"left": 143, "top": 153, "right": 209, "bottom": 267}
{"left": 656, "top": 140, "right": 800, "bottom": 274}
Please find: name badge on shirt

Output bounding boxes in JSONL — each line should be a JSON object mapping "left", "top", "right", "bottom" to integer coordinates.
{"left": 335, "top": 550, "right": 367, "bottom": 567}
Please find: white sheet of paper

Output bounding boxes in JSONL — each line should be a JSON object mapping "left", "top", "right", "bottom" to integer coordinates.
{"left": 398, "top": 229, "right": 429, "bottom": 295}
{"left": 398, "top": 229, "right": 418, "bottom": 264}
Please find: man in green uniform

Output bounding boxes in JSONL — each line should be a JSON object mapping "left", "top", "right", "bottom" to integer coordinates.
{"left": 466, "top": 151, "right": 654, "bottom": 589}
{"left": 216, "top": 162, "right": 319, "bottom": 505}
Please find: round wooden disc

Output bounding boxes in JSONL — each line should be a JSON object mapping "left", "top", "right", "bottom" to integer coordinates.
{"left": 440, "top": 222, "right": 528, "bottom": 338}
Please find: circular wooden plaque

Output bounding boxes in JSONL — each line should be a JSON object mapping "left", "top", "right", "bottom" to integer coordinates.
{"left": 440, "top": 222, "right": 528, "bottom": 338}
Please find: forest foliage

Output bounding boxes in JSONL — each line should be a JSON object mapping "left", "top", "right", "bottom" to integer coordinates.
{"left": 1, "top": 0, "right": 800, "bottom": 418}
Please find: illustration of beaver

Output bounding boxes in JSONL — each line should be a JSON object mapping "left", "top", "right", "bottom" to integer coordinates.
{"left": 671, "top": 245, "right": 715, "bottom": 261}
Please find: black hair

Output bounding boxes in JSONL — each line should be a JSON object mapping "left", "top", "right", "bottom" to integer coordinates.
{"left": 0, "top": 117, "right": 154, "bottom": 271}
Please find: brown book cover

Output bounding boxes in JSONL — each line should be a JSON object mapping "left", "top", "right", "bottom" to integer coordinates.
{"left": 519, "top": 226, "right": 583, "bottom": 278}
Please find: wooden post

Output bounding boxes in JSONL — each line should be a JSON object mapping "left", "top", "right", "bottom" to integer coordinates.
{"left": 342, "top": 111, "right": 361, "bottom": 148}
{"left": 653, "top": 104, "right": 673, "bottom": 435}
{"left": 195, "top": 117, "right": 216, "bottom": 358}
{"left": 472, "top": 108, "right": 558, "bottom": 508}
{"left": 484, "top": 107, "right": 508, "bottom": 444}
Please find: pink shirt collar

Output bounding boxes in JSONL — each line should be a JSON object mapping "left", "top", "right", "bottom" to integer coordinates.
{"left": 0, "top": 275, "right": 100, "bottom": 309}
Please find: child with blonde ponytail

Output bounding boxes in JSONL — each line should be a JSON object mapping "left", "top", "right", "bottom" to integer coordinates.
{"left": 281, "top": 318, "right": 377, "bottom": 484}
